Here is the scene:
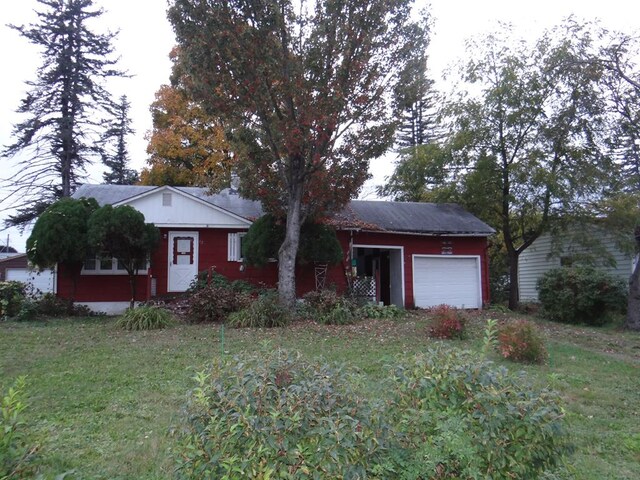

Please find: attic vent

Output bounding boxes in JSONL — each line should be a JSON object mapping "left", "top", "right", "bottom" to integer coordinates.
{"left": 162, "top": 193, "right": 172, "bottom": 206}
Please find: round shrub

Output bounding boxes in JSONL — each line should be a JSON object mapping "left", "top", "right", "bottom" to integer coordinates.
{"left": 537, "top": 266, "right": 627, "bottom": 326}
{"left": 497, "top": 319, "right": 547, "bottom": 364}
{"left": 302, "top": 289, "right": 359, "bottom": 325}
{"left": 226, "top": 290, "right": 290, "bottom": 328}
{"left": 427, "top": 304, "right": 467, "bottom": 339}
{"left": 175, "top": 351, "right": 389, "bottom": 479}
{"left": 388, "top": 348, "right": 568, "bottom": 479}
{"left": 186, "top": 283, "right": 250, "bottom": 323}
{"left": 0, "top": 281, "right": 26, "bottom": 319}
{"left": 116, "top": 305, "right": 174, "bottom": 331}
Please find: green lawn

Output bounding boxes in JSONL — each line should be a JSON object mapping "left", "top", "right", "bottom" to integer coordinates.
{"left": 1, "top": 312, "right": 638, "bottom": 479}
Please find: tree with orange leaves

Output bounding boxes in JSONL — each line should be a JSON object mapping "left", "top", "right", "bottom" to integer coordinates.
{"left": 142, "top": 78, "right": 233, "bottom": 188}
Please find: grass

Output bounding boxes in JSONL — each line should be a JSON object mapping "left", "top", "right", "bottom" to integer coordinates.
{"left": 0, "top": 312, "right": 638, "bottom": 479}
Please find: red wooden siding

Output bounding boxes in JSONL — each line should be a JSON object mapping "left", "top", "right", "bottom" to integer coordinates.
{"left": 57, "top": 227, "right": 489, "bottom": 307}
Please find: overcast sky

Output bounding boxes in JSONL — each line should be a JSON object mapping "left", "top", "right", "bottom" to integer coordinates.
{"left": 0, "top": 0, "right": 639, "bottom": 250}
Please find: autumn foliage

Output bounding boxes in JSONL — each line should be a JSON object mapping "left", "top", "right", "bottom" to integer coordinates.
{"left": 142, "top": 74, "right": 233, "bottom": 188}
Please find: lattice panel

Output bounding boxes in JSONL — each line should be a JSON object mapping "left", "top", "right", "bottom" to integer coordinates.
{"left": 352, "top": 276, "right": 376, "bottom": 299}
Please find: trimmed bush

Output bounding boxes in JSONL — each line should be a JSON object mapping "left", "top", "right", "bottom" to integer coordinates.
{"left": 116, "top": 305, "right": 174, "bottom": 331}
{"left": 498, "top": 319, "right": 547, "bottom": 364}
{"left": 388, "top": 348, "right": 568, "bottom": 479}
{"left": 427, "top": 304, "right": 467, "bottom": 339}
{"left": 174, "top": 351, "right": 388, "bottom": 479}
{"left": 537, "top": 266, "right": 627, "bottom": 326}
{"left": 226, "top": 291, "right": 291, "bottom": 328}
{"left": 0, "top": 281, "right": 26, "bottom": 319}
{"left": 186, "top": 283, "right": 250, "bottom": 324}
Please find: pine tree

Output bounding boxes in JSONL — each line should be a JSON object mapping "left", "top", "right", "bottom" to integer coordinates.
{"left": 102, "top": 95, "right": 139, "bottom": 185}
{"left": 2, "top": 0, "right": 125, "bottom": 225}
{"left": 394, "top": 52, "right": 441, "bottom": 148}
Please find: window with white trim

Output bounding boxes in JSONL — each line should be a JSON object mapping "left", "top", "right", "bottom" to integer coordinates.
{"left": 227, "top": 232, "right": 247, "bottom": 262}
{"left": 82, "top": 256, "right": 149, "bottom": 275}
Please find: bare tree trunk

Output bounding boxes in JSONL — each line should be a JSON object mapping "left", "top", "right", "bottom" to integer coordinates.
{"left": 129, "top": 271, "right": 137, "bottom": 310}
{"left": 508, "top": 250, "right": 519, "bottom": 311}
{"left": 625, "top": 228, "right": 640, "bottom": 330}
{"left": 278, "top": 183, "right": 304, "bottom": 309}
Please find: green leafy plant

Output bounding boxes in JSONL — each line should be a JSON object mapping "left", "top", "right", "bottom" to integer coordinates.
{"left": 13, "top": 293, "right": 97, "bottom": 321}
{"left": 1, "top": 377, "right": 36, "bottom": 479}
{"left": 359, "top": 303, "right": 405, "bottom": 320}
{"left": 174, "top": 351, "right": 389, "bottom": 479}
{"left": 537, "top": 266, "right": 627, "bottom": 326}
{"left": 497, "top": 319, "right": 547, "bottom": 364}
{"left": 427, "top": 304, "right": 467, "bottom": 339}
{"left": 481, "top": 318, "right": 499, "bottom": 358}
{"left": 116, "top": 305, "right": 174, "bottom": 331}
{"left": 188, "top": 269, "right": 254, "bottom": 294}
{"left": 387, "top": 348, "right": 568, "bottom": 479}
{"left": 186, "top": 283, "right": 251, "bottom": 324}
{"left": 226, "top": 290, "right": 291, "bottom": 328}
{"left": 0, "top": 282, "right": 26, "bottom": 319}
{"left": 302, "top": 289, "right": 360, "bottom": 325}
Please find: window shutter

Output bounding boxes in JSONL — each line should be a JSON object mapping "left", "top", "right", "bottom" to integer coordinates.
{"left": 228, "top": 233, "right": 239, "bottom": 261}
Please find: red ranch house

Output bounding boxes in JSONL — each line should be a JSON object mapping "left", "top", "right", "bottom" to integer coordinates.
{"left": 57, "top": 184, "right": 494, "bottom": 314}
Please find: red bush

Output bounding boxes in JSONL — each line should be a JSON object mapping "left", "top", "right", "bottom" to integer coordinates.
{"left": 497, "top": 320, "right": 547, "bottom": 364}
{"left": 428, "top": 304, "right": 466, "bottom": 340}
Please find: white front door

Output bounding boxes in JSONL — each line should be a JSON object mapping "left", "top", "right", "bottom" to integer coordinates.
{"left": 168, "top": 231, "right": 199, "bottom": 292}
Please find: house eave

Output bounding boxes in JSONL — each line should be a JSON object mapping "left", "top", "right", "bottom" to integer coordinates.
{"left": 338, "top": 228, "right": 494, "bottom": 238}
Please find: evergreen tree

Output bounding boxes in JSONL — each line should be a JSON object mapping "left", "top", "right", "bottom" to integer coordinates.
{"left": 2, "top": 0, "right": 124, "bottom": 225}
{"left": 394, "top": 49, "right": 441, "bottom": 148}
{"left": 102, "top": 95, "right": 139, "bottom": 185}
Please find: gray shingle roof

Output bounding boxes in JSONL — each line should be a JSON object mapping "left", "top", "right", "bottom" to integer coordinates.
{"left": 72, "top": 184, "right": 494, "bottom": 236}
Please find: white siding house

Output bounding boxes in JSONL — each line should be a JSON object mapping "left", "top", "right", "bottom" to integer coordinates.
{"left": 519, "top": 233, "right": 634, "bottom": 301}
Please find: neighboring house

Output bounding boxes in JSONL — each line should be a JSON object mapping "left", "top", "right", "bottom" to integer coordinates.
{"left": 0, "top": 253, "right": 56, "bottom": 295}
{"left": 0, "top": 245, "right": 19, "bottom": 259}
{"left": 519, "top": 232, "right": 634, "bottom": 301}
{"left": 59, "top": 184, "right": 495, "bottom": 314}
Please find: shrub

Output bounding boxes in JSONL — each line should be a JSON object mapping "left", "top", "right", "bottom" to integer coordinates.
{"left": 537, "top": 266, "right": 627, "bottom": 326}
{"left": 116, "top": 305, "right": 174, "bottom": 331}
{"left": 12, "top": 293, "right": 96, "bottom": 321}
{"left": 174, "top": 351, "right": 388, "bottom": 479}
{"left": 303, "top": 289, "right": 359, "bottom": 325}
{"left": 188, "top": 269, "right": 254, "bottom": 294}
{"left": 497, "top": 319, "right": 547, "bottom": 364}
{"left": 317, "top": 297, "right": 358, "bottom": 325}
{"left": 427, "top": 304, "right": 467, "bottom": 339}
{"left": 186, "top": 283, "right": 250, "bottom": 323}
{"left": 359, "top": 303, "right": 405, "bottom": 320}
{"left": 226, "top": 290, "right": 291, "bottom": 328}
{"left": 387, "top": 348, "right": 568, "bottom": 480}
{"left": 0, "top": 281, "right": 26, "bottom": 319}
{"left": 1, "top": 377, "right": 35, "bottom": 478}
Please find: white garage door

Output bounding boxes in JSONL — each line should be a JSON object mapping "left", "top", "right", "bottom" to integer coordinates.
{"left": 413, "top": 256, "right": 481, "bottom": 309}
{"left": 5, "top": 268, "right": 55, "bottom": 295}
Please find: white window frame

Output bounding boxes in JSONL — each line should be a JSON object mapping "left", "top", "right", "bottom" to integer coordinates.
{"left": 81, "top": 255, "right": 149, "bottom": 275}
{"left": 227, "top": 232, "right": 247, "bottom": 262}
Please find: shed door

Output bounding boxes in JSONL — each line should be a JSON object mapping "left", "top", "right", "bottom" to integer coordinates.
{"left": 413, "top": 256, "right": 481, "bottom": 309}
{"left": 168, "top": 231, "right": 199, "bottom": 292}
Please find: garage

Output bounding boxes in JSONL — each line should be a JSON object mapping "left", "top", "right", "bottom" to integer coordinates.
{"left": 5, "top": 268, "right": 55, "bottom": 295}
{"left": 413, "top": 255, "right": 481, "bottom": 309}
